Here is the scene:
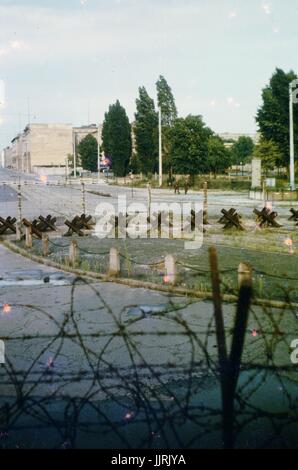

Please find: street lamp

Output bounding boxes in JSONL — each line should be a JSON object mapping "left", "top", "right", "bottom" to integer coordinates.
{"left": 289, "top": 80, "right": 298, "bottom": 191}
{"left": 97, "top": 123, "right": 101, "bottom": 183}
{"left": 158, "top": 107, "right": 162, "bottom": 188}
{"left": 73, "top": 128, "right": 77, "bottom": 179}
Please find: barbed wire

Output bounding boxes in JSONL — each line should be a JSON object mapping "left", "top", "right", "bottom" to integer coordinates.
{"left": 1, "top": 270, "right": 298, "bottom": 449}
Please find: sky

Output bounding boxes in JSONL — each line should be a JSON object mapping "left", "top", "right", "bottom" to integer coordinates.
{"left": 0, "top": 0, "right": 297, "bottom": 149}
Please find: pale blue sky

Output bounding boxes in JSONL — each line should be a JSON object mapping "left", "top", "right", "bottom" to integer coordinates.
{"left": 0, "top": 0, "right": 297, "bottom": 149}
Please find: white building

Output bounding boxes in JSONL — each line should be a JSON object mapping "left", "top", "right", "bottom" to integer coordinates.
{"left": 3, "top": 123, "right": 102, "bottom": 175}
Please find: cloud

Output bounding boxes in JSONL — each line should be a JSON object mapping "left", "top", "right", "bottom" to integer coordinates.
{"left": 261, "top": 3, "right": 271, "bottom": 15}
{"left": 228, "top": 11, "right": 237, "bottom": 20}
{"left": 0, "top": 2, "right": 202, "bottom": 64}
{"left": 227, "top": 97, "right": 240, "bottom": 108}
{"left": 0, "top": 39, "right": 27, "bottom": 59}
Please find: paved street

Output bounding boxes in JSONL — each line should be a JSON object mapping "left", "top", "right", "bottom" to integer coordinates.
{"left": 0, "top": 168, "right": 296, "bottom": 449}
{"left": 0, "top": 243, "right": 223, "bottom": 397}
{"left": 0, "top": 168, "right": 296, "bottom": 223}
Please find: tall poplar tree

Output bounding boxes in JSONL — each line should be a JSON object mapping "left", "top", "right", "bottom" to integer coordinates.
{"left": 156, "top": 75, "right": 178, "bottom": 127}
{"left": 134, "top": 87, "right": 158, "bottom": 174}
{"left": 102, "top": 100, "right": 132, "bottom": 177}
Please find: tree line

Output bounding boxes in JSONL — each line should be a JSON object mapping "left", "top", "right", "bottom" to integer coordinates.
{"left": 77, "top": 69, "right": 297, "bottom": 178}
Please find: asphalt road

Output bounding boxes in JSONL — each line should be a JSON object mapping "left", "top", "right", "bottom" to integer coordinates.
{"left": 1, "top": 167, "right": 296, "bottom": 222}
{"left": 0, "top": 168, "right": 295, "bottom": 448}
{"left": 0, "top": 243, "right": 222, "bottom": 397}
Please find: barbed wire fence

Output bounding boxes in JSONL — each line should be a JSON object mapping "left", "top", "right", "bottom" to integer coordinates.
{"left": 1, "top": 180, "right": 298, "bottom": 448}
{"left": 0, "top": 245, "right": 298, "bottom": 449}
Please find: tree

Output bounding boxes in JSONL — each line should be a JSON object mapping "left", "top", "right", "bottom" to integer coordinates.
{"left": 207, "top": 136, "right": 232, "bottom": 176}
{"left": 232, "top": 136, "right": 255, "bottom": 165}
{"left": 102, "top": 100, "right": 132, "bottom": 177}
{"left": 77, "top": 134, "right": 98, "bottom": 172}
{"left": 253, "top": 138, "right": 282, "bottom": 173}
{"left": 256, "top": 68, "right": 298, "bottom": 167}
{"left": 168, "top": 115, "right": 212, "bottom": 177}
{"left": 156, "top": 75, "right": 178, "bottom": 127}
{"left": 134, "top": 87, "right": 158, "bottom": 174}
{"left": 156, "top": 75, "right": 178, "bottom": 175}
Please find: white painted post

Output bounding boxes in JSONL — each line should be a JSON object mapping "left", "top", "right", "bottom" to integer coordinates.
{"left": 289, "top": 81, "right": 296, "bottom": 191}
{"left": 69, "top": 240, "right": 77, "bottom": 267}
{"left": 25, "top": 225, "right": 32, "bottom": 249}
{"left": 73, "top": 129, "right": 77, "bottom": 179}
{"left": 238, "top": 262, "right": 252, "bottom": 289}
{"left": 42, "top": 234, "right": 49, "bottom": 257}
{"left": 109, "top": 247, "right": 120, "bottom": 276}
{"left": 147, "top": 183, "right": 152, "bottom": 217}
{"left": 164, "top": 254, "right": 177, "bottom": 285}
{"left": 16, "top": 222, "right": 22, "bottom": 241}
{"left": 203, "top": 181, "right": 208, "bottom": 225}
{"left": 81, "top": 181, "right": 86, "bottom": 214}
{"left": 158, "top": 107, "right": 163, "bottom": 187}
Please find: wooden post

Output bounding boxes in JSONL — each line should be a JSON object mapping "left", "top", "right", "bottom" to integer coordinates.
{"left": 203, "top": 181, "right": 208, "bottom": 225}
{"left": 16, "top": 221, "right": 22, "bottom": 241}
{"left": 25, "top": 225, "right": 32, "bottom": 248}
{"left": 238, "top": 262, "right": 252, "bottom": 289}
{"left": 42, "top": 234, "right": 49, "bottom": 257}
{"left": 228, "top": 269, "right": 253, "bottom": 449}
{"left": 209, "top": 247, "right": 253, "bottom": 450}
{"left": 69, "top": 240, "right": 77, "bottom": 267}
{"left": 209, "top": 246, "right": 232, "bottom": 448}
{"left": 164, "top": 254, "right": 177, "bottom": 285}
{"left": 108, "top": 248, "right": 120, "bottom": 276}
{"left": 209, "top": 247, "right": 228, "bottom": 371}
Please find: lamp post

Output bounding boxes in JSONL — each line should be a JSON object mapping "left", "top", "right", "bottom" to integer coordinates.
{"left": 97, "top": 123, "right": 101, "bottom": 183}
{"left": 73, "top": 129, "right": 77, "bottom": 179}
{"left": 158, "top": 107, "right": 162, "bottom": 188}
{"left": 289, "top": 80, "right": 298, "bottom": 191}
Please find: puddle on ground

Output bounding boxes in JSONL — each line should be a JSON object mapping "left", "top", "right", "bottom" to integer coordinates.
{"left": 0, "top": 269, "right": 73, "bottom": 287}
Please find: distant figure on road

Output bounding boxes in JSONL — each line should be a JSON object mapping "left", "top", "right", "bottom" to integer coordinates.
{"left": 184, "top": 178, "right": 190, "bottom": 195}
{"left": 174, "top": 180, "right": 180, "bottom": 195}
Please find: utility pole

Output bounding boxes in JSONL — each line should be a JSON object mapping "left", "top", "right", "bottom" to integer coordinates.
{"left": 158, "top": 107, "right": 162, "bottom": 188}
{"left": 97, "top": 123, "right": 101, "bottom": 183}
{"left": 289, "top": 81, "right": 297, "bottom": 191}
{"left": 73, "top": 128, "right": 77, "bottom": 179}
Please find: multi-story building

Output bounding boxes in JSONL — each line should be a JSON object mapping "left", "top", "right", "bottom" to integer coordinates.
{"left": 217, "top": 132, "right": 260, "bottom": 149}
{"left": 3, "top": 123, "right": 102, "bottom": 175}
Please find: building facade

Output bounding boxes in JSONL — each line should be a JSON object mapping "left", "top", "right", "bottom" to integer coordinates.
{"left": 217, "top": 132, "right": 260, "bottom": 149}
{"left": 3, "top": 123, "right": 102, "bottom": 175}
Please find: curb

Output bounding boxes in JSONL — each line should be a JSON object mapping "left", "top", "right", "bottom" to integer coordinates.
{"left": 1, "top": 239, "right": 296, "bottom": 310}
